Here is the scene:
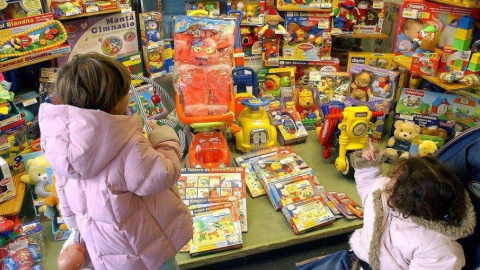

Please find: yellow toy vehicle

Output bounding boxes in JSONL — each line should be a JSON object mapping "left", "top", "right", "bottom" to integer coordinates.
{"left": 235, "top": 98, "right": 277, "bottom": 152}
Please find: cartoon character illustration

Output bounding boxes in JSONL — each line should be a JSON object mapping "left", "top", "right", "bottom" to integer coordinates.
{"left": 270, "top": 162, "right": 285, "bottom": 176}
{"left": 146, "top": 20, "right": 160, "bottom": 43}
{"left": 295, "top": 88, "right": 319, "bottom": 120}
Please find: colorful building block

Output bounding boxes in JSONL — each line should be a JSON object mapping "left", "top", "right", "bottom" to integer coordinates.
{"left": 454, "top": 28, "right": 473, "bottom": 40}
{"left": 471, "top": 53, "right": 480, "bottom": 64}
{"left": 457, "top": 16, "right": 474, "bottom": 30}
{"left": 468, "top": 62, "right": 480, "bottom": 72}
{"left": 452, "top": 38, "right": 471, "bottom": 51}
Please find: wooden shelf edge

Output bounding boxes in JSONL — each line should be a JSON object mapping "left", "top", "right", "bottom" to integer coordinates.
{"left": 427, "top": 0, "right": 480, "bottom": 8}
{"left": 0, "top": 53, "right": 66, "bottom": 72}
{"left": 57, "top": 7, "right": 122, "bottom": 20}
{"left": 333, "top": 33, "right": 388, "bottom": 39}
{"left": 393, "top": 58, "right": 472, "bottom": 92}
{"left": 277, "top": 7, "right": 332, "bottom": 12}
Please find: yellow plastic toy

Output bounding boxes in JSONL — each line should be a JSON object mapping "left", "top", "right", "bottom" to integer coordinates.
{"left": 235, "top": 98, "right": 277, "bottom": 152}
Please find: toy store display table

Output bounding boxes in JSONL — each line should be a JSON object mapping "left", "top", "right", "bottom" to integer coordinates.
{"left": 0, "top": 174, "right": 26, "bottom": 217}
{"left": 176, "top": 131, "right": 365, "bottom": 269}
{"left": 393, "top": 57, "right": 473, "bottom": 92}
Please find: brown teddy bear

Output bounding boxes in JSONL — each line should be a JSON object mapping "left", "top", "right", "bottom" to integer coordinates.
{"left": 385, "top": 120, "right": 421, "bottom": 159}
{"left": 350, "top": 71, "right": 373, "bottom": 101}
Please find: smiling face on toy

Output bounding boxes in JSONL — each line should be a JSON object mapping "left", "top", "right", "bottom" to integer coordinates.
{"left": 148, "top": 51, "right": 161, "bottom": 62}
{"left": 418, "top": 140, "right": 437, "bottom": 157}
{"left": 354, "top": 72, "right": 372, "bottom": 88}
{"left": 394, "top": 120, "right": 421, "bottom": 142}
{"left": 146, "top": 20, "right": 157, "bottom": 31}
{"left": 192, "top": 39, "right": 217, "bottom": 62}
{"left": 271, "top": 162, "right": 283, "bottom": 172}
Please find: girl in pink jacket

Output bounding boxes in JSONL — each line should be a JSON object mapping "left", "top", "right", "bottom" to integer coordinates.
{"left": 298, "top": 145, "right": 476, "bottom": 270}
{"left": 39, "top": 53, "right": 193, "bottom": 270}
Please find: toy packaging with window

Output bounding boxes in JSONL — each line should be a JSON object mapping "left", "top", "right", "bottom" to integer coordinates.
{"left": 0, "top": 157, "right": 15, "bottom": 204}
{"left": 185, "top": 1, "right": 221, "bottom": 16}
{"left": 408, "top": 134, "right": 444, "bottom": 157}
{"left": 227, "top": 0, "right": 265, "bottom": 25}
{"left": 279, "top": 59, "right": 341, "bottom": 85}
{"left": 282, "top": 12, "right": 332, "bottom": 61}
{"left": 173, "top": 16, "right": 235, "bottom": 117}
{"left": 282, "top": 196, "right": 335, "bottom": 235}
{"left": 139, "top": 12, "right": 163, "bottom": 48}
{"left": 331, "top": 0, "right": 386, "bottom": 36}
{"left": 393, "top": 0, "right": 475, "bottom": 58}
{"left": 177, "top": 168, "right": 248, "bottom": 232}
{"left": 268, "top": 107, "right": 308, "bottom": 145}
{"left": 439, "top": 48, "right": 472, "bottom": 74}
{"left": 258, "top": 8, "right": 286, "bottom": 67}
{"left": 349, "top": 64, "right": 399, "bottom": 101}
{"left": 293, "top": 86, "right": 320, "bottom": 130}
{"left": 126, "top": 83, "right": 168, "bottom": 122}
{"left": 269, "top": 172, "right": 319, "bottom": 210}
{"left": 276, "top": 0, "right": 331, "bottom": 10}
{"left": 234, "top": 146, "right": 296, "bottom": 198}
{"left": 395, "top": 88, "right": 480, "bottom": 131}
{"left": 0, "top": 13, "right": 71, "bottom": 68}
{"left": 0, "top": 120, "right": 33, "bottom": 175}
{"left": 142, "top": 40, "right": 174, "bottom": 78}
{"left": 258, "top": 67, "right": 295, "bottom": 100}
{"left": 49, "top": 0, "right": 82, "bottom": 18}
{"left": 313, "top": 72, "right": 350, "bottom": 103}
{"left": 57, "top": 12, "right": 138, "bottom": 66}
{"left": 189, "top": 201, "right": 243, "bottom": 256}
{"left": 0, "top": 0, "right": 43, "bottom": 21}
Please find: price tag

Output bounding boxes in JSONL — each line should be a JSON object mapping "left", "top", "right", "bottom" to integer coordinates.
{"left": 373, "top": 2, "right": 384, "bottom": 8}
{"left": 310, "top": 3, "right": 321, "bottom": 7}
{"left": 417, "top": 12, "right": 430, "bottom": 19}
{"left": 121, "top": 7, "right": 133, "bottom": 13}
{"left": 86, "top": 6, "right": 99, "bottom": 13}
{"left": 309, "top": 71, "right": 321, "bottom": 82}
{"left": 234, "top": 52, "right": 245, "bottom": 58}
{"left": 321, "top": 3, "right": 332, "bottom": 8}
{"left": 318, "top": 20, "right": 330, "bottom": 29}
{"left": 22, "top": 98, "right": 38, "bottom": 107}
{"left": 34, "top": 200, "right": 45, "bottom": 207}
{"left": 402, "top": 9, "right": 418, "bottom": 19}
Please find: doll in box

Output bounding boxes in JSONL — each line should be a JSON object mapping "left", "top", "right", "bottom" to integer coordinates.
{"left": 350, "top": 71, "right": 372, "bottom": 101}
{"left": 146, "top": 20, "right": 160, "bottom": 43}
{"left": 331, "top": 0, "right": 357, "bottom": 32}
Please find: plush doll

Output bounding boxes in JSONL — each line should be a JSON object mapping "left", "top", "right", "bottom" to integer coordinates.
{"left": 20, "top": 155, "right": 52, "bottom": 213}
{"left": 372, "top": 76, "right": 391, "bottom": 98}
{"left": 147, "top": 51, "right": 163, "bottom": 74}
{"left": 350, "top": 71, "right": 373, "bottom": 101}
{"left": 385, "top": 120, "right": 421, "bottom": 159}
{"left": 331, "top": 0, "right": 357, "bottom": 31}
{"left": 146, "top": 20, "right": 160, "bottom": 43}
{"left": 258, "top": 8, "right": 286, "bottom": 37}
{"left": 295, "top": 88, "right": 320, "bottom": 120}
{"left": 417, "top": 140, "right": 438, "bottom": 157}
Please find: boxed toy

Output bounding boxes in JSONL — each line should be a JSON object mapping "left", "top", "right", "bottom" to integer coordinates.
{"left": 0, "top": 0, "right": 43, "bottom": 21}
{"left": 396, "top": 88, "right": 480, "bottom": 131}
{"left": 13, "top": 92, "right": 41, "bottom": 123}
{"left": 258, "top": 67, "right": 295, "bottom": 100}
{"left": 139, "top": 12, "right": 163, "bottom": 48}
{"left": 269, "top": 172, "right": 319, "bottom": 210}
{"left": 57, "top": 12, "right": 139, "bottom": 66}
{"left": 185, "top": 0, "right": 220, "bottom": 16}
{"left": 49, "top": 0, "right": 82, "bottom": 18}
{"left": 408, "top": 134, "right": 444, "bottom": 157}
{"left": 116, "top": 52, "right": 144, "bottom": 76}
{"left": 325, "top": 191, "right": 360, "bottom": 219}
{"left": 410, "top": 52, "right": 441, "bottom": 76}
{"left": 268, "top": 107, "right": 308, "bottom": 145}
{"left": 234, "top": 146, "right": 296, "bottom": 198}
{"left": 228, "top": 0, "right": 265, "bottom": 25}
{"left": 347, "top": 52, "right": 408, "bottom": 92}
{"left": 293, "top": 86, "right": 320, "bottom": 130}
{"left": 393, "top": 0, "right": 475, "bottom": 57}
{"left": 0, "top": 120, "right": 31, "bottom": 175}
{"left": 276, "top": 0, "right": 332, "bottom": 10}
{"left": 177, "top": 168, "right": 248, "bottom": 232}
{"left": 282, "top": 12, "right": 332, "bottom": 61}
{"left": 127, "top": 83, "right": 168, "bottom": 122}
{"left": 189, "top": 202, "right": 243, "bottom": 256}
{"left": 314, "top": 72, "right": 350, "bottom": 103}
{"left": 0, "top": 157, "right": 15, "bottom": 203}
{"left": 142, "top": 40, "right": 174, "bottom": 78}
{"left": 279, "top": 59, "right": 341, "bottom": 85}
{"left": 349, "top": 64, "right": 399, "bottom": 101}
{"left": 282, "top": 196, "right": 335, "bottom": 235}
{"left": 0, "top": 101, "right": 21, "bottom": 129}
{"left": 82, "top": 0, "right": 118, "bottom": 13}
{"left": 331, "top": 0, "right": 385, "bottom": 36}
{"left": 439, "top": 47, "right": 472, "bottom": 74}
{"left": 240, "top": 26, "right": 262, "bottom": 57}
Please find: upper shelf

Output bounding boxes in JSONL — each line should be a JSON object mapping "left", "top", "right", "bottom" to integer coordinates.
{"left": 333, "top": 33, "right": 389, "bottom": 39}
{"left": 57, "top": 7, "right": 124, "bottom": 21}
{"left": 393, "top": 57, "right": 474, "bottom": 92}
{"left": 427, "top": 0, "right": 480, "bottom": 8}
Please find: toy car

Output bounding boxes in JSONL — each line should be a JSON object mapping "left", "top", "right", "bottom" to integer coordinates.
{"left": 187, "top": 124, "right": 231, "bottom": 169}
{"left": 235, "top": 98, "right": 277, "bottom": 152}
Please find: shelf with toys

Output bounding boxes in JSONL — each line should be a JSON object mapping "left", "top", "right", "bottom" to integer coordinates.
{"left": 56, "top": 7, "right": 124, "bottom": 20}
{"left": 427, "top": 0, "right": 480, "bottom": 8}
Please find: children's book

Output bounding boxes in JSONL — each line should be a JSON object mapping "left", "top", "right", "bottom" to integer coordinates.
{"left": 269, "top": 172, "right": 319, "bottom": 210}
{"left": 189, "top": 202, "right": 243, "bottom": 256}
{"left": 316, "top": 186, "right": 342, "bottom": 219}
{"left": 333, "top": 192, "right": 364, "bottom": 218}
{"left": 325, "top": 192, "right": 358, "bottom": 219}
{"left": 126, "top": 83, "right": 168, "bottom": 128}
{"left": 234, "top": 146, "right": 296, "bottom": 198}
{"left": 177, "top": 168, "right": 248, "bottom": 232}
{"left": 282, "top": 196, "right": 335, "bottom": 235}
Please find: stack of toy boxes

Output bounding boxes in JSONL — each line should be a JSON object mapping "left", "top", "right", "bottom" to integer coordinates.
{"left": 467, "top": 53, "right": 480, "bottom": 75}
{"left": 330, "top": 0, "right": 386, "bottom": 36}
{"left": 282, "top": 12, "right": 332, "bottom": 61}
{"left": 279, "top": 59, "right": 341, "bottom": 85}
{"left": 139, "top": 12, "right": 173, "bottom": 78}
{"left": 116, "top": 52, "right": 145, "bottom": 77}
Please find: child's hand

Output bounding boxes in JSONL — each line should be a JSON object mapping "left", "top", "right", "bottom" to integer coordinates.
{"left": 362, "top": 138, "right": 378, "bottom": 161}
{"left": 146, "top": 120, "right": 160, "bottom": 131}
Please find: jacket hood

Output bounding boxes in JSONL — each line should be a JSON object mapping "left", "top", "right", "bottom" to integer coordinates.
{"left": 39, "top": 103, "right": 141, "bottom": 180}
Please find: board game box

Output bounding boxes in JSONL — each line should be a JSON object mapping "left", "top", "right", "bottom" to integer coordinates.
{"left": 177, "top": 168, "right": 248, "bottom": 232}
{"left": 189, "top": 202, "right": 243, "bottom": 256}
{"left": 269, "top": 172, "right": 319, "bottom": 210}
{"left": 234, "top": 147, "right": 296, "bottom": 198}
{"left": 268, "top": 108, "right": 309, "bottom": 145}
{"left": 282, "top": 196, "right": 335, "bottom": 235}
{"left": 252, "top": 152, "right": 310, "bottom": 188}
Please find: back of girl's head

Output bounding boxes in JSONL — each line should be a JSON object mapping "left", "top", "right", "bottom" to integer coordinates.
{"left": 55, "top": 53, "right": 131, "bottom": 113}
{"left": 387, "top": 156, "right": 466, "bottom": 225}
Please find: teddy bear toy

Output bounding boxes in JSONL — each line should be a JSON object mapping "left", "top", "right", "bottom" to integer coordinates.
{"left": 385, "top": 120, "right": 421, "bottom": 159}
{"left": 372, "top": 76, "right": 391, "bottom": 98}
{"left": 20, "top": 155, "right": 52, "bottom": 213}
{"left": 147, "top": 51, "right": 164, "bottom": 74}
{"left": 295, "top": 88, "right": 320, "bottom": 120}
{"left": 350, "top": 71, "right": 373, "bottom": 101}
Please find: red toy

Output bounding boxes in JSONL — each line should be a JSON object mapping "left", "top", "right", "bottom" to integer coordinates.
{"left": 188, "top": 129, "right": 230, "bottom": 169}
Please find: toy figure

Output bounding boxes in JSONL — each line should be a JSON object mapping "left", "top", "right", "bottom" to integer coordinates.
{"left": 413, "top": 24, "right": 438, "bottom": 54}
{"left": 270, "top": 162, "right": 286, "bottom": 176}
{"left": 350, "top": 71, "right": 373, "bottom": 101}
{"left": 372, "top": 75, "right": 390, "bottom": 98}
{"left": 146, "top": 20, "right": 160, "bottom": 43}
{"left": 353, "top": 0, "right": 369, "bottom": 23}
{"left": 258, "top": 8, "right": 285, "bottom": 37}
{"left": 20, "top": 155, "right": 52, "bottom": 213}
{"left": 331, "top": 0, "right": 357, "bottom": 32}
{"left": 241, "top": 27, "right": 256, "bottom": 48}
{"left": 147, "top": 51, "right": 163, "bottom": 73}
{"left": 246, "top": 5, "right": 255, "bottom": 17}
{"left": 295, "top": 88, "right": 320, "bottom": 120}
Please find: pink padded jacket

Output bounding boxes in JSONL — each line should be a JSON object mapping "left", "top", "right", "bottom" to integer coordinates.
{"left": 39, "top": 103, "right": 193, "bottom": 270}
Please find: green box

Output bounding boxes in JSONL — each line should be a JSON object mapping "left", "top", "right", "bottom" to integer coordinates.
{"left": 452, "top": 38, "right": 471, "bottom": 51}
{"left": 468, "top": 62, "right": 480, "bottom": 72}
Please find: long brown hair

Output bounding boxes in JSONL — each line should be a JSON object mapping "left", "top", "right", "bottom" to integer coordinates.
{"left": 387, "top": 156, "right": 466, "bottom": 225}
{"left": 55, "top": 53, "right": 131, "bottom": 113}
